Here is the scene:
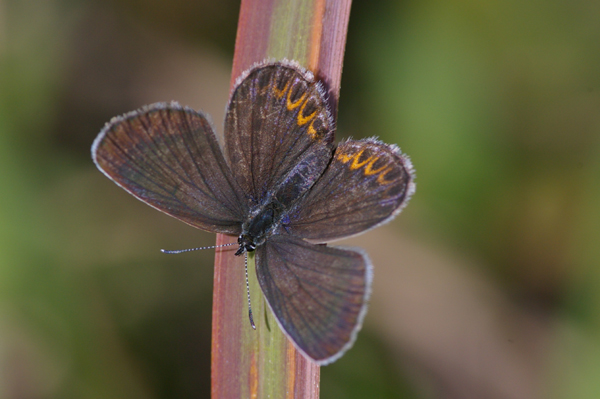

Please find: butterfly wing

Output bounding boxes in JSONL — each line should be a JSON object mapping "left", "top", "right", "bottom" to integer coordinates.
{"left": 92, "top": 102, "right": 247, "bottom": 235}
{"left": 224, "top": 61, "right": 334, "bottom": 204}
{"left": 282, "top": 138, "right": 415, "bottom": 242}
{"left": 255, "top": 234, "right": 371, "bottom": 364}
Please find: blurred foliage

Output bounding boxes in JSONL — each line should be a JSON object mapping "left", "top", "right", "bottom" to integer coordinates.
{"left": 341, "top": 0, "right": 600, "bottom": 307}
{"left": 1, "top": 0, "right": 600, "bottom": 398}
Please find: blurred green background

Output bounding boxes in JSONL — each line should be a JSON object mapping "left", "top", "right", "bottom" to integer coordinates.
{"left": 1, "top": 0, "right": 600, "bottom": 398}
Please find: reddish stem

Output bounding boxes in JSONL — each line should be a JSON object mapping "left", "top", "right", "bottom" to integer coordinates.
{"left": 211, "top": 0, "right": 352, "bottom": 397}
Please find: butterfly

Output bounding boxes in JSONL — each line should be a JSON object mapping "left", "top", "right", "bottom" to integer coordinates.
{"left": 92, "top": 59, "right": 415, "bottom": 365}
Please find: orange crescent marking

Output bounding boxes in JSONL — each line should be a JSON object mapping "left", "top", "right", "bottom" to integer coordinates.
{"left": 272, "top": 81, "right": 290, "bottom": 99}
{"left": 337, "top": 150, "right": 395, "bottom": 184}
{"left": 363, "top": 156, "right": 388, "bottom": 175}
{"left": 297, "top": 100, "right": 318, "bottom": 126}
{"left": 307, "top": 119, "right": 318, "bottom": 138}
{"left": 287, "top": 87, "right": 307, "bottom": 111}
{"left": 376, "top": 168, "right": 394, "bottom": 185}
{"left": 336, "top": 149, "right": 356, "bottom": 163}
{"left": 336, "top": 149, "right": 373, "bottom": 170}
{"left": 350, "top": 152, "right": 373, "bottom": 170}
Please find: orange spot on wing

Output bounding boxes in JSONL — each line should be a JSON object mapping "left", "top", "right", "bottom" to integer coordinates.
{"left": 364, "top": 157, "right": 389, "bottom": 175}
{"left": 338, "top": 148, "right": 395, "bottom": 184}
{"left": 297, "top": 101, "right": 317, "bottom": 126}
{"left": 376, "top": 168, "right": 394, "bottom": 185}
{"left": 337, "top": 149, "right": 372, "bottom": 170}
{"left": 272, "top": 81, "right": 290, "bottom": 99}
{"left": 336, "top": 150, "right": 354, "bottom": 163}
{"left": 349, "top": 151, "right": 372, "bottom": 170}
{"left": 287, "top": 88, "right": 307, "bottom": 111}
{"left": 307, "top": 120, "right": 318, "bottom": 138}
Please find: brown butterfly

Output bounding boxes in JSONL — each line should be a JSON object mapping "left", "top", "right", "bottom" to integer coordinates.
{"left": 92, "top": 60, "right": 415, "bottom": 364}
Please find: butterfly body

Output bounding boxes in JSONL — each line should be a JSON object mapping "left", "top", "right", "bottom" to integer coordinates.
{"left": 92, "top": 60, "right": 415, "bottom": 364}
{"left": 237, "top": 143, "right": 332, "bottom": 255}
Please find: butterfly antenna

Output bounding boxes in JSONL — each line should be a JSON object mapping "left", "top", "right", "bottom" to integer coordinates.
{"left": 245, "top": 253, "right": 256, "bottom": 330}
{"left": 161, "top": 242, "right": 236, "bottom": 254}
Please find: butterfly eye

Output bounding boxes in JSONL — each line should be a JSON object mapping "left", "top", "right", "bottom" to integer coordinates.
{"left": 236, "top": 234, "right": 256, "bottom": 252}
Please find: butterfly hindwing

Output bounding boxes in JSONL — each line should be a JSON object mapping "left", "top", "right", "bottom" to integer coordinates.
{"left": 255, "top": 234, "right": 371, "bottom": 364}
{"left": 283, "top": 138, "right": 415, "bottom": 242}
{"left": 224, "top": 61, "right": 334, "bottom": 204}
{"left": 92, "top": 103, "right": 247, "bottom": 235}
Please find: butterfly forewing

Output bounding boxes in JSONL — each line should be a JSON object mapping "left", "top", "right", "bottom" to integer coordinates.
{"left": 224, "top": 62, "right": 334, "bottom": 204}
{"left": 255, "top": 234, "right": 371, "bottom": 364}
{"left": 92, "top": 103, "right": 247, "bottom": 234}
{"left": 283, "top": 138, "right": 415, "bottom": 242}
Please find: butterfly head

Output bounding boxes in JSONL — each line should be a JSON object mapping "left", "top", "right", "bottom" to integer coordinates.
{"left": 235, "top": 233, "right": 257, "bottom": 256}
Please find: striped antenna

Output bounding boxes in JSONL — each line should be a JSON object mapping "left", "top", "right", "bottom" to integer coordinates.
{"left": 161, "top": 242, "right": 237, "bottom": 254}
{"left": 245, "top": 253, "right": 256, "bottom": 329}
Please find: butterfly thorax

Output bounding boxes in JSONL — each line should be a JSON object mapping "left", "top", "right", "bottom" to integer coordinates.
{"left": 235, "top": 145, "right": 333, "bottom": 256}
{"left": 237, "top": 192, "right": 292, "bottom": 256}
{"left": 236, "top": 204, "right": 277, "bottom": 255}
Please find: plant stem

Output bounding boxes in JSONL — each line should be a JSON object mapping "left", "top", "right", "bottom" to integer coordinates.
{"left": 211, "top": 0, "right": 352, "bottom": 397}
